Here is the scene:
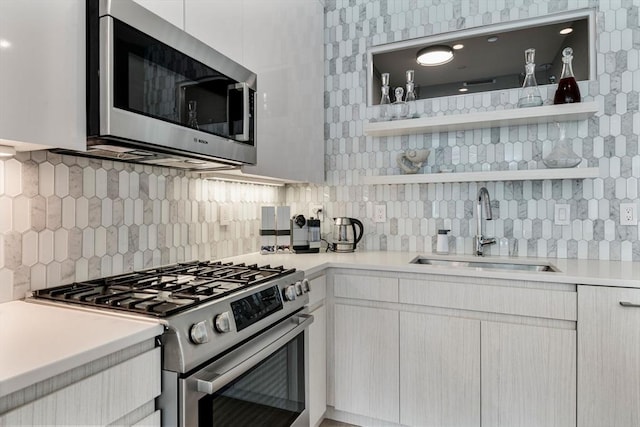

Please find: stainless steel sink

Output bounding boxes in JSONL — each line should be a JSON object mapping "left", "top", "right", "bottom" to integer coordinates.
{"left": 410, "top": 256, "right": 559, "bottom": 272}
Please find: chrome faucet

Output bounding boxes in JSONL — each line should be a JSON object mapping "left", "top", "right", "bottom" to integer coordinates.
{"left": 474, "top": 187, "right": 496, "bottom": 256}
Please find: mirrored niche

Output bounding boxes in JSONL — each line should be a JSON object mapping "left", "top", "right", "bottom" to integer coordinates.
{"left": 367, "top": 9, "right": 595, "bottom": 105}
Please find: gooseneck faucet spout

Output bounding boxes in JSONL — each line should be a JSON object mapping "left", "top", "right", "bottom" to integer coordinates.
{"left": 474, "top": 187, "right": 496, "bottom": 256}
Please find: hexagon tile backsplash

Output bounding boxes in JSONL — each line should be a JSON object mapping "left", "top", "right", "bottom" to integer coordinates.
{"left": 0, "top": 151, "right": 283, "bottom": 302}
{"left": 289, "top": 0, "right": 639, "bottom": 263}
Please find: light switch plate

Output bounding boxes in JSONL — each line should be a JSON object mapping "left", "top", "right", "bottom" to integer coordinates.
{"left": 554, "top": 204, "right": 570, "bottom": 226}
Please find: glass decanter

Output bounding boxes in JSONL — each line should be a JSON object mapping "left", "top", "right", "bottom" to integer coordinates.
{"left": 517, "top": 48, "right": 543, "bottom": 108}
{"left": 187, "top": 100, "right": 199, "bottom": 129}
{"left": 405, "top": 70, "right": 417, "bottom": 117}
{"left": 379, "top": 72, "right": 392, "bottom": 120}
{"left": 553, "top": 47, "right": 581, "bottom": 104}
{"left": 392, "top": 87, "right": 409, "bottom": 119}
{"left": 543, "top": 123, "right": 582, "bottom": 168}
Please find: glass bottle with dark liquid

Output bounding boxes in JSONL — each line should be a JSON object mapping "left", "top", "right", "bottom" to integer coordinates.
{"left": 553, "top": 47, "right": 581, "bottom": 104}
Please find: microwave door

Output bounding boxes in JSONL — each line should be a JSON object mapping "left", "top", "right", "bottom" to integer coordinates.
{"left": 227, "top": 82, "right": 250, "bottom": 142}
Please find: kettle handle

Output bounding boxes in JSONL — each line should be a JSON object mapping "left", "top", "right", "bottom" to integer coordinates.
{"left": 350, "top": 218, "right": 364, "bottom": 246}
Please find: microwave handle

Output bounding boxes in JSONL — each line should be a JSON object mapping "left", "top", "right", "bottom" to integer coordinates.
{"left": 195, "top": 313, "right": 313, "bottom": 395}
{"left": 229, "top": 82, "right": 250, "bottom": 142}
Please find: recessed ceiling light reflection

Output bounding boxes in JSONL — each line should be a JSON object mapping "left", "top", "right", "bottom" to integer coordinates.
{"left": 487, "top": 36, "right": 499, "bottom": 43}
{"left": 459, "top": 88, "right": 468, "bottom": 92}
{"left": 0, "top": 39, "right": 12, "bottom": 49}
{"left": 559, "top": 27, "right": 573, "bottom": 35}
{"left": 416, "top": 45, "right": 454, "bottom": 66}
{"left": 453, "top": 43, "right": 464, "bottom": 50}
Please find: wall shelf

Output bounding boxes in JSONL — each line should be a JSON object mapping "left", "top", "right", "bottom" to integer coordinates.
{"left": 363, "top": 101, "right": 598, "bottom": 137}
{"left": 362, "top": 167, "right": 600, "bottom": 185}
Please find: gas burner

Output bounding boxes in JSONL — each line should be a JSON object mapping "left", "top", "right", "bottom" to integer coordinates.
{"left": 32, "top": 260, "right": 297, "bottom": 317}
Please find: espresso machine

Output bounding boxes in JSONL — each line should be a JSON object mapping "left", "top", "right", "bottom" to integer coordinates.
{"left": 290, "top": 214, "right": 321, "bottom": 253}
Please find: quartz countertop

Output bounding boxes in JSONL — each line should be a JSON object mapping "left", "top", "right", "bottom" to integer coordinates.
{"left": 0, "top": 301, "right": 164, "bottom": 398}
{"left": 222, "top": 250, "right": 640, "bottom": 288}
{"left": 2, "top": 251, "right": 637, "bottom": 400}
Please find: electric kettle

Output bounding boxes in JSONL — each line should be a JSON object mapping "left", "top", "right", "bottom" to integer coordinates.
{"left": 331, "top": 217, "right": 364, "bottom": 252}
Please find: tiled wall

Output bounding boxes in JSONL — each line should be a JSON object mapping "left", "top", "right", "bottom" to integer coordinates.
{"left": 0, "top": 151, "right": 283, "bottom": 302}
{"left": 288, "top": 0, "right": 640, "bottom": 262}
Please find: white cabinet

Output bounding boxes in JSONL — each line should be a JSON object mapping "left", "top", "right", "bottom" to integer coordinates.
{"left": 328, "top": 271, "right": 578, "bottom": 427}
{"left": 0, "top": 0, "right": 86, "bottom": 152}
{"left": 241, "top": 0, "right": 324, "bottom": 183}
{"left": 184, "top": 0, "right": 243, "bottom": 62}
{"left": 308, "top": 275, "right": 327, "bottom": 427}
{"left": 578, "top": 286, "right": 640, "bottom": 427}
{"left": 0, "top": 348, "right": 161, "bottom": 426}
{"left": 185, "top": 0, "right": 324, "bottom": 183}
{"left": 134, "top": 0, "right": 184, "bottom": 29}
{"left": 333, "top": 304, "right": 399, "bottom": 423}
{"left": 400, "top": 311, "right": 480, "bottom": 427}
{"left": 482, "top": 322, "right": 576, "bottom": 427}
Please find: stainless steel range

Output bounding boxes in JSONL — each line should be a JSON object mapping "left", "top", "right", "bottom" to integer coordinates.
{"left": 31, "top": 260, "right": 312, "bottom": 427}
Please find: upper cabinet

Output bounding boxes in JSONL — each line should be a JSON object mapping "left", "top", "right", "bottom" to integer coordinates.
{"left": 185, "top": 0, "right": 325, "bottom": 184}
{"left": 0, "top": 0, "right": 86, "bottom": 152}
{"left": 184, "top": 0, "right": 243, "bottom": 63}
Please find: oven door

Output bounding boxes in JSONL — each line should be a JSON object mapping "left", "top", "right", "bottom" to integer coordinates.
{"left": 181, "top": 312, "right": 313, "bottom": 427}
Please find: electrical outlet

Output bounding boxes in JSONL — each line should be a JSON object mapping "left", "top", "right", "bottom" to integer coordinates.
{"left": 374, "top": 204, "right": 387, "bottom": 223}
{"left": 620, "top": 203, "right": 638, "bottom": 225}
{"left": 554, "top": 204, "right": 570, "bottom": 226}
{"left": 309, "top": 204, "right": 323, "bottom": 219}
{"left": 220, "top": 205, "right": 232, "bottom": 226}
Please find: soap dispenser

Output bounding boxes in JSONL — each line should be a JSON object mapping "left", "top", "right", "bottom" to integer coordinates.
{"left": 436, "top": 229, "right": 450, "bottom": 254}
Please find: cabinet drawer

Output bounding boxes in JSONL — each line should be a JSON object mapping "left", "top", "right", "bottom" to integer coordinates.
{"left": 0, "top": 348, "right": 161, "bottom": 426}
{"left": 400, "top": 277, "right": 576, "bottom": 321}
{"left": 334, "top": 274, "right": 399, "bottom": 302}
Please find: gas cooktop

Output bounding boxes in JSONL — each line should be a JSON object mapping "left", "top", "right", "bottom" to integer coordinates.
{"left": 31, "top": 261, "right": 297, "bottom": 318}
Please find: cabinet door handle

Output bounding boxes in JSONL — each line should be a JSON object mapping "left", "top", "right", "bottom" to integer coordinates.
{"left": 619, "top": 301, "right": 640, "bottom": 308}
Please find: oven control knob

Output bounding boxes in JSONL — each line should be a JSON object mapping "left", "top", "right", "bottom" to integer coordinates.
{"left": 189, "top": 321, "right": 209, "bottom": 344}
{"left": 214, "top": 312, "right": 231, "bottom": 333}
{"left": 295, "top": 281, "right": 303, "bottom": 296}
{"left": 302, "top": 278, "right": 310, "bottom": 293}
{"left": 283, "top": 285, "right": 297, "bottom": 301}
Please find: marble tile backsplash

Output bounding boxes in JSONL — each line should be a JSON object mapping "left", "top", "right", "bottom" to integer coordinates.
{"left": 0, "top": 151, "right": 284, "bottom": 302}
{"left": 287, "top": 0, "right": 640, "bottom": 262}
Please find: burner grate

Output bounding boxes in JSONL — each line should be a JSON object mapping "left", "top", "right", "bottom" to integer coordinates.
{"left": 31, "top": 260, "right": 296, "bottom": 317}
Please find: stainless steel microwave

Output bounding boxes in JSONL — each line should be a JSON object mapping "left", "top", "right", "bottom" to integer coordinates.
{"left": 82, "top": 0, "right": 257, "bottom": 170}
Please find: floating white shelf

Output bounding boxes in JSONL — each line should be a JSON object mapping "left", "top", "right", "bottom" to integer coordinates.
{"left": 362, "top": 167, "right": 600, "bottom": 185}
{"left": 364, "top": 101, "right": 598, "bottom": 137}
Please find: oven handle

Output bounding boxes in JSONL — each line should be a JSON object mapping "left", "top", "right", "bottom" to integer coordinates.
{"left": 195, "top": 313, "right": 313, "bottom": 395}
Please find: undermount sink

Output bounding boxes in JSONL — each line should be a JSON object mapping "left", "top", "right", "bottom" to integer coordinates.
{"left": 410, "top": 256, "right": 559, "bottom": 272}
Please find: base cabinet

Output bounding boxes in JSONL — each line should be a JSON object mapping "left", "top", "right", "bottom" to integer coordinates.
{"left": 333, "top": 304, "right": 399, "bottom": 424}
{"left": 481, "top": 322, "right": 576, "bottom": 427}
{"left": 0, "top": 348, "right": 161, "bottom": 426}
{"left": 400, "top": 311, "right": 480, "bottom": 427}
{"left": 578, "top": 285, "right": 640, "bottom": 427}
{"left": 329, "top": 271, "right": 578, "bottom": 427}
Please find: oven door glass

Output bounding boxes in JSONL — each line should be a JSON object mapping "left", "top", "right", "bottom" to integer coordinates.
{"left": 112, "top": 19, "right": 254, "bottom": 144}
{"left": 198, "top": 333, "right": 305, "bottom": 426}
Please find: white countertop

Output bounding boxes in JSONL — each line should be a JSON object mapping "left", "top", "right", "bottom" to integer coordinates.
{"left": 0, "top": 301, "right": 164, "bottom": 398}
{"left": 2, "top": 251, "right": 637, "bottom": 400}
{"left": 222, "top": 250, "right": 640, "bottom": 288}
